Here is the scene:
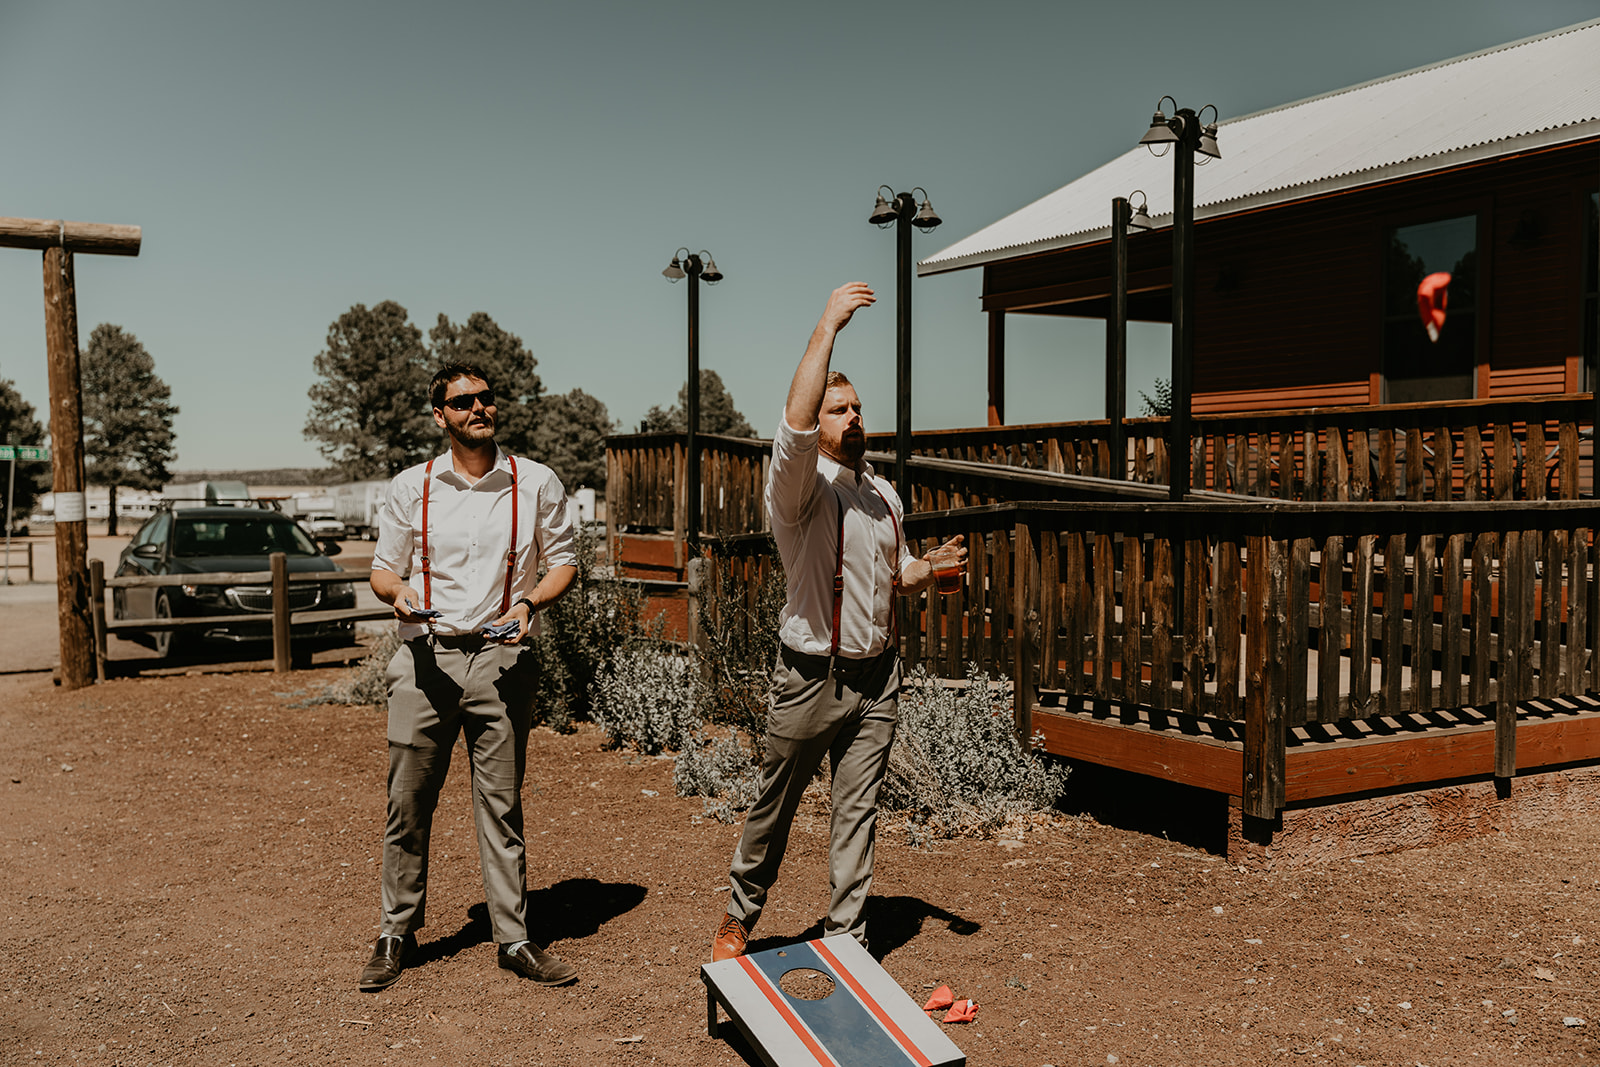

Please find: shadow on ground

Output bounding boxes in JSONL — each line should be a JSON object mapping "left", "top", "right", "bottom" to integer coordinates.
{"left": 1057, "top": 760, "right": 1228, "bottom": 854}
{"left": 742, "top": 893, "right": 980, "bottom": 962}
{"left": 410, "top": 878, "right": 648, "bottom": 967}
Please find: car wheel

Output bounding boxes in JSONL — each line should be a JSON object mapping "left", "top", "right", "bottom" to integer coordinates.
{"left": 153, "top": 592, "right": 186, "bottom": 661}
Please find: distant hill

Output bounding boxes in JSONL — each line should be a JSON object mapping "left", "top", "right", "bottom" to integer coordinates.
{"left": 166, "top": 468, "right": 342, "bottom": 487}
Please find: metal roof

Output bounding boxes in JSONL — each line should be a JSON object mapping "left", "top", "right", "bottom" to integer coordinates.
{"left": 919, "top": 19, "right": 1600, "bottom": 276}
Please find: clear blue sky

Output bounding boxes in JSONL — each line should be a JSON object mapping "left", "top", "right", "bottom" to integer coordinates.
{"left": 0, "top": 0, "right": 1593, "bottom": 470}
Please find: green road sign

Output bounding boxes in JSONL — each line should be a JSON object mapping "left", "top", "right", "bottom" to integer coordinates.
{"left": 0, "top": 445, "right": 49, "bottom": 461}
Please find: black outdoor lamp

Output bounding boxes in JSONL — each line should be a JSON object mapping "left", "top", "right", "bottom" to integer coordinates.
{"left": 867, "top": 185, "right": 942, "bottom": 507}
{"left": 662, "top": 247, "right": 724, "bottom": 548}
{"left": 1137, "top": 96, "right": 1221, "bottom": 502}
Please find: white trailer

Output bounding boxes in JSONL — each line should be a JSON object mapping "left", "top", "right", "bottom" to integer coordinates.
{"left": 328, "top": 480, "right": 388, "bottom": 540}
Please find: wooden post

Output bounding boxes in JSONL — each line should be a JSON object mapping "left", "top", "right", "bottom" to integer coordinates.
{"left": 89, "top": 558, "right": 108, "bottom": 683}
{"left": 986, "top": 311, "right": 1005, "bottom": 427}
{"left": 43, "top": 246, "right": 94, "bottom": 689}
{"left": 1, "top": 217, "right": 141, "bottom": 688}
{"left": 271, "top": 552, "right": 291, "bottom": 672}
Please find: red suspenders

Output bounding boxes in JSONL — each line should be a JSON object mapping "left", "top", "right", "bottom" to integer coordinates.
{"left": 418, "top": 454, "right": 521, "bottom": 616}
{"left": 827, "top": 479, "right": 903, "bottom": 659}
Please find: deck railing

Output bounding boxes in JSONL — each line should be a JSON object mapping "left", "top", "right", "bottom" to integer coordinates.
{"left": 607, "top": 396, "right": 1598, "bottom": 539}
{"left": 697, "top": 498, "right": 1600, "bottom": 820}
{"left": 867, "top": 394, "right": 1595, "bottom": 503}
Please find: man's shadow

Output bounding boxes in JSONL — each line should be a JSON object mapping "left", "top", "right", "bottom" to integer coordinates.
{"left": 411, "top": 877, "right": 647, "bottom": 966}
{"left": 742, "top": 894, "right": 980, "bottom": 962}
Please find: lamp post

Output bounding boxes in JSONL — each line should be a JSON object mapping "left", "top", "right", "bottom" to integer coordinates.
{"left": 1138, "top": 97, "right": 1221, "bottom": 501}
{"left": 1107, "top": 191, "right": 1155, "bottom": 480}
{"left": 868, "top": 186, "right": 942, "bottom": 507}
{"left": 662, "top": 248, "right": 724, "bottom": 550}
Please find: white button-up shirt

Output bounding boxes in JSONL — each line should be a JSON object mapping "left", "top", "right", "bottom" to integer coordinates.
{"left": 767, "top": 416, "right": 913, "bottom": 659}
{"left": 373, "top": 448, "right": 576, "bottom": 640}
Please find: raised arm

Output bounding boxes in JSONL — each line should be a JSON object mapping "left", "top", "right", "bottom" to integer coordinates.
{"left": 783, "top": 282, "right": 876, "bottom": 431}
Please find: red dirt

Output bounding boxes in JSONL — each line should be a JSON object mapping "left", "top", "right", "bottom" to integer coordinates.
{"left": 3, "top": 661, "right": 1599, "bottom": 1065}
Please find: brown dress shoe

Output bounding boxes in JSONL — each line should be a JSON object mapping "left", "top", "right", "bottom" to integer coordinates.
{"left": 358, "top": 933, "right": 415, "bottom": 992}
{"left": 498, "top": 942, "right": 578, "bottom": 986}
{"left": 711, "top": 913, "right": 749, "bottom": 961}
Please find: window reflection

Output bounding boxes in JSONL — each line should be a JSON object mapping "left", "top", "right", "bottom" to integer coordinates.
{"left": 1384, "top": 215, "right": 1477, "bottom": 403}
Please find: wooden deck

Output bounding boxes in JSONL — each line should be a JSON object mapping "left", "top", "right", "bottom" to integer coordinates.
{"left": 1033, "top": 689, "right": 1600, "bottom": 805}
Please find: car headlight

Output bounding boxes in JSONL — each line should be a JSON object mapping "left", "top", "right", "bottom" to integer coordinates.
{"left": 181, "top": 584, "right": 224, "bottom": 601}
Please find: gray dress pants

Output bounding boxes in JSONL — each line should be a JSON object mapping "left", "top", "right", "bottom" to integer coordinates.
{"left": 380, "top": 635, "right": 537, "bottom": 946}
{"left": 727, "top": 645, "right": 900, "bottom": 944}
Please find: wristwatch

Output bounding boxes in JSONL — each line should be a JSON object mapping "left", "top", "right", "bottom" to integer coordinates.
{"left": 514, "top": 597, "right": 535, "bottom": 616}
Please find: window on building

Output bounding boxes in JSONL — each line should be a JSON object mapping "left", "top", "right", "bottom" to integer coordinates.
{"left": 1383, "top": 215, "right": 1477, "bottom": 403}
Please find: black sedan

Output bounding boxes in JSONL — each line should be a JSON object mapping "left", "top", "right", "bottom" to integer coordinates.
{"left": 113, "top": 505, "right": 357, "bottom": 660}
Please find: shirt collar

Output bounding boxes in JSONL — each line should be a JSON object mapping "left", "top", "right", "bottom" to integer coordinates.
{"left": 431, "top": 445, "right": 509, "bottom": 485}
{"left": 818, "top": 449, "right": 875, "bottom": 487}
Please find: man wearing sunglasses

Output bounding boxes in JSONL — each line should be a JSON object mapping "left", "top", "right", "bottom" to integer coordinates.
{"left": 360, "top": 362, "right": 580, "bottom": 992}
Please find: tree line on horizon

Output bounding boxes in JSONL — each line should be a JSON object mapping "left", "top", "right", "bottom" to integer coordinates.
{"left": 303, "top": 299, "right": 755, "bottom": 492}
{"left": 1, "top": 324, "right": 177, "bottom": 535}
{"left": 0, "top": 302, "right": 759, "bottom": 533}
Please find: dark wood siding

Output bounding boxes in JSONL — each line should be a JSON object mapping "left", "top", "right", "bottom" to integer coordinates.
{"left": 980, "top": 140, "right": 1599, "bottom": 414}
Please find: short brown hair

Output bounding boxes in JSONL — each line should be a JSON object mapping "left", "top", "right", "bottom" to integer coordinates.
{"left": 430, "top": 363, "right": 496, "bottom": 408}
{"left": 824, "top": 370, "right": 852, "bottom": 390}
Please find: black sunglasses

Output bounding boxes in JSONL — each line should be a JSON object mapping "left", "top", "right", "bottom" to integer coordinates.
{"left": 441, "top": 389, "right": 496, "bottom": 412}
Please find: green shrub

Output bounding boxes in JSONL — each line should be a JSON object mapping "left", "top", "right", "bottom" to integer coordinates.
{"left": 590, "top": 644, "right": 702, "bottom": 754}
{"left": 529, "top": 526, "right": 648, "bottom": 729}
{"left": 672, "top": 727, "right": 762, "bottom": 823}
{"left": 881, "top": 664, "right": 1067, "bottom": 839}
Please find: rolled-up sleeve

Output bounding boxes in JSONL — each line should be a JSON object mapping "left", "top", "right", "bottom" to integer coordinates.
{"left": 766, "top": 415, "right": 821, "bottom": 529}
{"left": 535, "top": 468, "right": 577, "bottom": 570}
{"left": 371, "top": 472, "right": 416, "bottom": 577}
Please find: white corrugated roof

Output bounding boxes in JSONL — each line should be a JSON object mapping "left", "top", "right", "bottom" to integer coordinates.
{"left": 920, "top": 19, "right": 1600, "bottom": 276}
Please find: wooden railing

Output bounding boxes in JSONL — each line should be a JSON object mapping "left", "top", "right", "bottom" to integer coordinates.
{"left": 867, "top": 395, "right": 1596, "bottom": 502}
{"left": 697, "top": 498, "right": 1600, "bottom": 820}
{"left": 607, "top": 396, "right": 1599, "bottom": 541}
{"left": 89, "top": 555, "right": 389, "bottom": 677}
{"left": 606, "top": 432, "right": 768, "bottom": 537}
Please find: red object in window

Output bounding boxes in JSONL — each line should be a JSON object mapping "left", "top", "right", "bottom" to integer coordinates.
{"left": 1417, "top": 271, "right": 1452, "bottom": 342}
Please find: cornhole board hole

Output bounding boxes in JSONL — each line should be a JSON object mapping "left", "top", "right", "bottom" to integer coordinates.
{"left": 701, "top": 935, "right": 965, "bottom": 1066}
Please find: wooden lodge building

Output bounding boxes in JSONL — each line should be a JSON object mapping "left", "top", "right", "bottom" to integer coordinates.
{"left": 607, "top": 21, "right": 1600, "bottom": 862}
{"left": 922, "top": 19, "right": 1599, "bottom": 419}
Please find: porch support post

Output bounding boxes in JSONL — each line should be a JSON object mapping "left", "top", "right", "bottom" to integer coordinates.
{"left": 1107, "top": 197, "right": 1130, "bottom": 480}
{"left": 1169, "top": 115, "right": 1196, "bottom": 502}
{"left": 987, "top": 310, "right": 1005, "bottom": 427}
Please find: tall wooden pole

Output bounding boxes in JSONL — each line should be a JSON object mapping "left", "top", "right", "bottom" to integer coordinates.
{"left": 43, "top": 246, "right": 94, "bottom": 688}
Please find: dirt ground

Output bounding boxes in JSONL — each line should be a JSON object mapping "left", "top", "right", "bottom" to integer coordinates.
{"left": 2, "top": 648, "right": 1598, "bottom": 1067}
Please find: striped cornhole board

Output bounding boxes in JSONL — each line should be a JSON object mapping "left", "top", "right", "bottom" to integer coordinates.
{"left": 701, "top": 935, "right": 966, "bottom": 1067}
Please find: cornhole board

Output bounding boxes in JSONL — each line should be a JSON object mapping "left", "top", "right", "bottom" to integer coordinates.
{"left": 701, "top": 935, "right": 966, "bottom": 1067}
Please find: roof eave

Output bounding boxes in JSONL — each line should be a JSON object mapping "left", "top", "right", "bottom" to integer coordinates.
{"left": 917, "top": 119, "right": 1600, "bottom": 278}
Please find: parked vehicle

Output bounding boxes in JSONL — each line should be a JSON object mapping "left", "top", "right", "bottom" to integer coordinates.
{"left": 299, "top": 513, "right": 346, "bottom": 539}
{"left": 113, "top": 504, "right": 356, "bottom": 660}
{"left": 328, "top": 480, "right": 388, "bottom": 540}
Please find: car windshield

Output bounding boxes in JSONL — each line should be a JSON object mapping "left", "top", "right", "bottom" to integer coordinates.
{"left": 171, "top": 517, "right": 321, "bottom": 558}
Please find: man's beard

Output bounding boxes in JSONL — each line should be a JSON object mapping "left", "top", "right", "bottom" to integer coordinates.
{"left": 447, "top": 416, "right": 496, "bottom": 449}
{"left": 839, "top": 429, "right": 866, "bottom": 464}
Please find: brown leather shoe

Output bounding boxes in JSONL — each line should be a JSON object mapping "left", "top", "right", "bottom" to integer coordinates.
{"left": 711, "top": 913, "right": 749, "bottom": 961}
{"left": 498, "top": 942, "right": 578, "bottom": 986}
{"left": 358, "top": 933, "right": 415, "bottom": 992}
